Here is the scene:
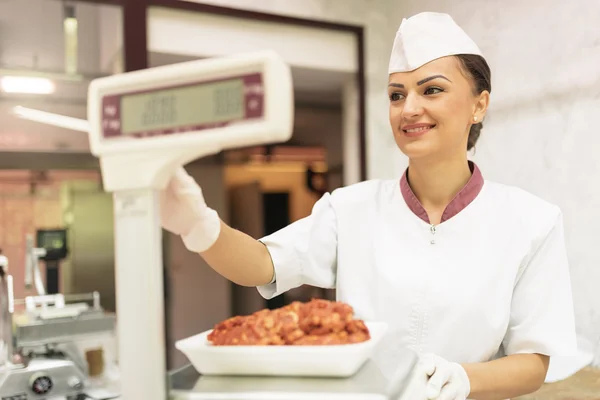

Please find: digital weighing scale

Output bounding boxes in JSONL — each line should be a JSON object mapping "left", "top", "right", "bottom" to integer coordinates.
{"left": 14, "top": 50, "right": 418, "bottom": 400}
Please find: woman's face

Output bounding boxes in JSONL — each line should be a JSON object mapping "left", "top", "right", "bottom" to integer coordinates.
{"left": 388, "top": 56, "right": 488, "bottom": 161}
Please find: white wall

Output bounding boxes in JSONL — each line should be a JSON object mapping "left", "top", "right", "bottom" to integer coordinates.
{"left": 0, "top": 0, "right": 66, "bottom": 72}
{"left": 384, "top": 0, "right": 600, "bottom": 365}
{"left": 0, "top": 0, "right": 114, "bottom": 76}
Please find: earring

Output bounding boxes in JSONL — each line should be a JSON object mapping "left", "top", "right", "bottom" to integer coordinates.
{"left": 473, "top": 116, "right": 478, "bottom": 122}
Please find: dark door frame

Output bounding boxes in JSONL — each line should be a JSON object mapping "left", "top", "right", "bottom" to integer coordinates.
{"left": 58, "top": 0, "right": 367, "bottom": 180}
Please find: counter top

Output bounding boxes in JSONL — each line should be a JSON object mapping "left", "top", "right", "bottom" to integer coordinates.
{"left": 516, "top": 367, "right": 600, "bottom": 400}
{"left": 169, "top": 357, "right": 416, "bottom": 400}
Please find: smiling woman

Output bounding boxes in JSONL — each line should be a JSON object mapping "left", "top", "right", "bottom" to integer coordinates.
{"left": 159, "top": 11, "right": 578, "bottom": 400}
{"left": 387, "top": 55, "right": 491, "bottom": 160}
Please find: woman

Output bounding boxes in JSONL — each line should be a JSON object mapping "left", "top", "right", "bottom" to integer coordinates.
{"left": 160, "top": 12, "right": 577, "bottom": 400}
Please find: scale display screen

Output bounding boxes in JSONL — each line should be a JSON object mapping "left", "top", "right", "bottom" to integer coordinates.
{"left": 101, "top": 73, "right": 263, "bottom": 139}
{"left": 121, "top": 79, "right": 244, "bottom": 135}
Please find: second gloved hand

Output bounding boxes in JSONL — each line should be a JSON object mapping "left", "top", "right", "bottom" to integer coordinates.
{"left": 418, "top": 353, "right": 471, "bottom": 400}
{"left": 160, "top": 167, "right": 221, "bottom": 253}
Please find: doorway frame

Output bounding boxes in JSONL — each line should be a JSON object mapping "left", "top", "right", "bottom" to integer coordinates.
{"left": 61, "top": 0, "right": 367, "bottom": 181}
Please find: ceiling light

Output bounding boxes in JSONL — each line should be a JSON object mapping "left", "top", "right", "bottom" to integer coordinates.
{"left": 0, "top": 76, "right": 56, "bottom": 94}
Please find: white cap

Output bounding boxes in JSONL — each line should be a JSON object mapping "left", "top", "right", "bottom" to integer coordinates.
{"left": 388, "top": 12, "right": 483, "bottom": 74}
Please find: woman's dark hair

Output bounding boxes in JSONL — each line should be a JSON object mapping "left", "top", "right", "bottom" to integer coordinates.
{"left": 455, "top": 54, "right": 491, "bottom": 151}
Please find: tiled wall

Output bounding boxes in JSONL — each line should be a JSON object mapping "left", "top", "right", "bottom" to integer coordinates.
{"left": 0, "top": 170, "right": 100, "bottom": 300}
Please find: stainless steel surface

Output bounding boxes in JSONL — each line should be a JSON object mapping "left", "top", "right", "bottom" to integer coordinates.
{"left": 14, "top": 310, "right": 116, "bottom": 348}
{"left": 0, "top": 358, "right": 86, "bottom": 399}
{"left": 169, "top": 354, "right": 419, "bottom": 400}
{"left": 14, "top": 291, "right": 116, "bottom": 349}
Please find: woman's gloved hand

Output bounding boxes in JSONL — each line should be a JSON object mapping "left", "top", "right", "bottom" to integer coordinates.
{"left": 396, "top": 352, "right": 471, "bottom": 400}
{"left": 160, "top": 167, "right": 221, "bottom": 253}
{"left": 419, "top": 353, "right": 471, "bottom": 400}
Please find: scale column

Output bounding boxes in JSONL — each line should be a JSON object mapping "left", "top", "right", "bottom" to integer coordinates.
{"left": 113, "top": 189, "right": 166, "bottom": 400}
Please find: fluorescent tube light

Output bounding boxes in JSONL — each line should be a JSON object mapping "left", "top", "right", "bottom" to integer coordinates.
{"left": 0, "top": 76, "right": 56, "bottom": 94}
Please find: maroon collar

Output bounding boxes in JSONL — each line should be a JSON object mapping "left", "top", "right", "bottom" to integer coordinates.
{"left": 400, "top": 161, "right": 484, "bottom": 224}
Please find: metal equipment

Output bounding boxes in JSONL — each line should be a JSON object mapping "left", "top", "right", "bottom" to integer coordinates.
{"left": 168, "top": 352, "right": 418, "bottom": 400}
{"left": 13, "top": 50, "right": 419, "bottom": 400}
{"left": 0, "top": 245, "right": 117, "bottom": 399}
{"left": 0, "top": 358, "right": 86, "bottom": 400}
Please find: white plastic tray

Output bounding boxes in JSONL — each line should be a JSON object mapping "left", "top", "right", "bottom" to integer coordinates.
{"left": 175, "top": 321, "right": 388, "bottom": 378}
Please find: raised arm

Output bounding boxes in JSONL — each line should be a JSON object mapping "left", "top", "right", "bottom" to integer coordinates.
{"left": 160, "top": 168, "right": 274, "bottom": 287}
{"left": 160, "top": 167, "right": 338, "bottom": 298}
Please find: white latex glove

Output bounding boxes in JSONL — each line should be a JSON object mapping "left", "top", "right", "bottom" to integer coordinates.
{"left": 160, "top": 167, "right": 221, "bottom": 253}
{"left": 391, "top": 360, "right": 431, "bottom": 400}
{"left": 418, "top": 353, "right": 471, "bottom": 400}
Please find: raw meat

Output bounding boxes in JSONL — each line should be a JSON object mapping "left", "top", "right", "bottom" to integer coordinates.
{"left": 207, "top": 299, "right": 370, "bottom": 346}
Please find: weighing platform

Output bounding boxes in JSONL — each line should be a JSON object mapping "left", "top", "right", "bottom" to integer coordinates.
{"left": 15, "top": 50, "right": 419, "bottom": 400}
{"left": 169, "top": 358, "right": 417, "bottom": 400}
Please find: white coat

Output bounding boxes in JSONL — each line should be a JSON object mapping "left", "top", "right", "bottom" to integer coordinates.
{"left": 256, "top": 162, "right": 578, "bottom": 375}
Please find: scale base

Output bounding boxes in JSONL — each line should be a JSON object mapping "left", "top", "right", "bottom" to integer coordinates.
{"left": 168, "top": 358, "right": 417, "bottom": 400}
